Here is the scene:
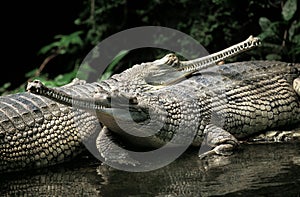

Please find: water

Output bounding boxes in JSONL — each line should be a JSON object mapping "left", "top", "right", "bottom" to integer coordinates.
{"left": 0, "top": 142, "right": 300, "bottom": 196}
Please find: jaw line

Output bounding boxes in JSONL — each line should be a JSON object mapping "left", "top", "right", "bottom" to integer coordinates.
{"left": 95, "top": 106, "right": 155, "bottom": 138}
{"left": 96, "top": 106, "right": 149, "bottom": 123}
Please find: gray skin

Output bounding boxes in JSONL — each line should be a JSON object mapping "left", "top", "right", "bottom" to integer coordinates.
{"left": 0, "top": 35, "right": 266, "bottom": 172}
{"left": 27, "top": 59, "right": 300, "bottom": 167}
{"left": 0, "top": 81, "right": 102, "bottom": 173}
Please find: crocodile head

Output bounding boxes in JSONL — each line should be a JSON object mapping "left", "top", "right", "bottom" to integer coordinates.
{"left": 26, "top": 64, "right": 196, "bottom": 148}
{"left": 25, "top": 61, "right": 184, "bottom": 148}
{"left": 26, "top": 36, "right": 261, "bottom": 147}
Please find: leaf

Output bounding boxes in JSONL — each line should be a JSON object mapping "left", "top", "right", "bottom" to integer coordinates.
{"left": 293, "top": 35, "right": 300, "bottom": 44}
{"left": 258, "top": 17, "right": 282, "bottom": 40}
{"left": 38, "top": 42, "right": 61, "bottom": 55}
{"left": 100, "top": 50, "right": 129, "bottom": 81}
{"left": 74, "top": 18, "right": 81, "bottom": 25}
{"left": 289, "top": 20, "right": 300, "bottom": 42}
{"left": 259, "top": 17, "right": 272, "bottom": 32}
{"left": 25, "top": 68, "right": 38, "bottom": 78}
{"left": 76, "top": 63, "right": 97, "bottom": 80}
{"left": 0, "top": 82, "right": 11, "bottom": 94}
{"left": 54, "top": 69, "right": 77, "bottom": 86}
{"left": 282, "top": 0, "right": 297, "bottom": 21}
{"left": 38, "top": 31, "right": 83, "bottom": 55}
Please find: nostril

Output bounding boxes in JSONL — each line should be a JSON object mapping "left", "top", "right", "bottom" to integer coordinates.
{"left": 0, "top": 131, "right": 4, "bottom": 139}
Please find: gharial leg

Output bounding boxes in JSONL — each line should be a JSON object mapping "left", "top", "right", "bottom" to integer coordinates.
{"left": 96, "top": 126, "right": 140, "bottom": 167}
{"left": 198, "top": 124, "right": 240, "bottom": 159}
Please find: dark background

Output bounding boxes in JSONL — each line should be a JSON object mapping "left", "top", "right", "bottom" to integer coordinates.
{"left": 1, "top": 0, "right": 299, "bottom": 92}
{"left": 1, "top": 1, "right": 82, "bottom": 88}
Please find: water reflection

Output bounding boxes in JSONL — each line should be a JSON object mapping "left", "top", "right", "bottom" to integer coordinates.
{"left": 1, "top": 142, "right": 300, "bottom": 196}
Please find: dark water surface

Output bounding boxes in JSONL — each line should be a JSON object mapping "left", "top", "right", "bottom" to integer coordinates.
{"left": 1, "top": 143, "right": 300, "bottom": 196}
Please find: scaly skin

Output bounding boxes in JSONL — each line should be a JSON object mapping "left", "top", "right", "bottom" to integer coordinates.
{"left": 0, "top": 81, "right": 101, "bottom": 173}
{"left": 0, "top": 36, "right": 261, "bottom": 172}
{"left": 28, "top": 60, "right": 300, "bottom": 164}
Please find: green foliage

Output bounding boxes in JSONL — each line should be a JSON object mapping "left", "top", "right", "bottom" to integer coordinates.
{"left": 3, "top": 0, "right": 300, "bottom": 94}
{"left": 75, "top": 0, "right": 126, "bottom": 46}
{"left": 0, "top": 83, "right": 11, "bottom": 95}
{"left": 282, "top": 0, "right": 297, "bottom": 21}
{"left": 39, "top": 31, "right": 84, "bottom": 55}
{"left": 258, "top": 0, "right": 299, "bottom": 61}
{"left": 76, "top": 62, "right": 98, "bottom": 81}
{"left": 99, "top": 50, "right": 129, "bottom": 81}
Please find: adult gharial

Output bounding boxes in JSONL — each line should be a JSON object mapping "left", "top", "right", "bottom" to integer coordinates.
{"left": 2, "top": 35, "right": 300, "bottom": 173}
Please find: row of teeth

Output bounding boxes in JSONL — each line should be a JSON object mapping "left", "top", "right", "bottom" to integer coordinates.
{"left": 180, "top": 36, "right": 260, "bottom": 72}
{"left": 45, "top": 89, "right": 106, "bottom": 110}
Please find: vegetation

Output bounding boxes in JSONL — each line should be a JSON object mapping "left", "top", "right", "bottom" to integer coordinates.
{"left": 1, "top": 0, "right": 299, "bottom": 94}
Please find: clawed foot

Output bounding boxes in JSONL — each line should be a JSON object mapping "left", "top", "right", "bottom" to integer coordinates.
{"left": 198, "top": 124, "right": 239, "bottom": 159}
{"left": 199, "top": 144, "right": 236, "bottom": 160}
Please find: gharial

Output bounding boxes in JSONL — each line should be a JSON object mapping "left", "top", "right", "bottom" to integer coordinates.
{"left": 1, "top": 35, "right": 299, "bottom": 173}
